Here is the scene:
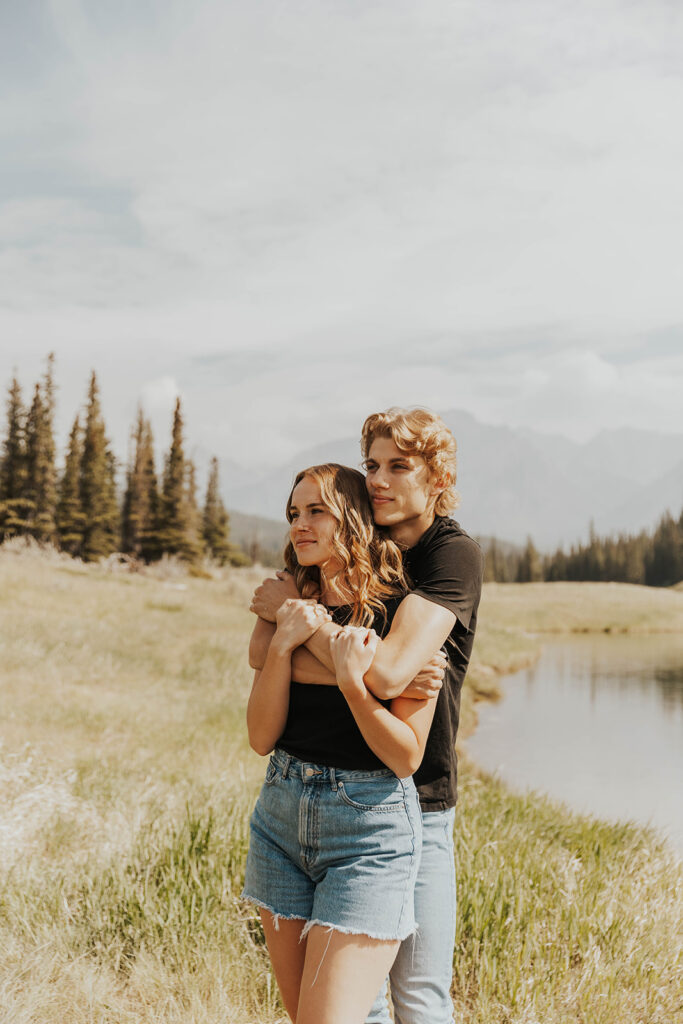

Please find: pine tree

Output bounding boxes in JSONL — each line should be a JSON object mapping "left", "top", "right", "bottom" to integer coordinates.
{"left": 22, "top": 383, "right": 42, "bottom": 531}
{"left": 184, "top": 458, "right": 204, "bottom": 562}
{"left": 79, "top": 372, "right": 119, "bottom": 561}
{"left": 646, "top": 511, "right": 683, "bottom": 587}
{"left": 23, "top": 354, "right": 57, "bottom": 542}
{"left": 158, "top": 397, "right": 202, "bottom": 560}
{"left": 0, "top": 375, "right": 31, "bottom": 539}
{"left": 159, "top": 398, "right": 187, "bottom": 556}
{"left": 56, "top": 415, "right": 86, "bottom": 555}
{"left": 122, "top": 408, "right": 161, "bottom": 560}
{"left": 42, "top": 351, "right": 57, "bottom": 520}
{"left": 202, "top": 456, "right": 232, "bottom": 564}
{"left": 0, "top": 376, "right": 26, "bottom": 500}
{"left": 516, "top": 536, "right": 543, "bottom": 582}
{"left": 139, "top": 419, "right": 162, "bottom": 562}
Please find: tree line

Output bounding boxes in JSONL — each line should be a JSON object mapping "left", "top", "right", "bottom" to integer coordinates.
{"left": 4, "top": 357, "right": 680, "bottom": 584}
{"left": 0, "top": 357, "right": 245, "bottom": 565}
{"left": 484, "top": 510, "right": 683, "bottom": 588}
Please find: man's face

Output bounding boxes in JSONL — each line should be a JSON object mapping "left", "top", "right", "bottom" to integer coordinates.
{"left": 364, "top": 436, "right": 437, "bottom": 533}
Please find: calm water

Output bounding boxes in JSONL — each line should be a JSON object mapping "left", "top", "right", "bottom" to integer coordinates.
{"left": 467, "top": 634, "right": 683, "bottom": 852}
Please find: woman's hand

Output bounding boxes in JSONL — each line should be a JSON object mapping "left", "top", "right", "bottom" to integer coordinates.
{"left": 273, "top": 599, "right": 331, "bottom": 653}
{"left": 329, "top": 626, "right": 379, "bottom": 696}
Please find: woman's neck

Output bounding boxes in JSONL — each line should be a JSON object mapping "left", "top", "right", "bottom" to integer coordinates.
{"left": 319, "top": 566, "right": 355, "bottom": 607}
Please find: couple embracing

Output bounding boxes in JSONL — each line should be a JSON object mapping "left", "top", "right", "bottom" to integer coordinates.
{"left": 244, "top": 407, "right": 483, "bottom": 1024}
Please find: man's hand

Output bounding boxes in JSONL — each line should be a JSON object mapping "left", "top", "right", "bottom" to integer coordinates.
{"left": 250, "top": 571, "right": 301, "bottom": 622}
{"left": 273, "top": 599, "right": 331, "bottom": 652}
{"left": 400, "top": 650, "right": 447, "bottom": 700}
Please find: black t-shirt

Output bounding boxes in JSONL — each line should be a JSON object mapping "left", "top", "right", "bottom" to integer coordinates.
{"left": 404, "top": 516, "right": 483, "bottom": 811}
{"left": 278, "top": 595, "right": 403, "bottom": 770}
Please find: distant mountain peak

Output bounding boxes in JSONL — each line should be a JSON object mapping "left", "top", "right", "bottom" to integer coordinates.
{"left": 224, "top": 414, "right": 683, "bottom": 551}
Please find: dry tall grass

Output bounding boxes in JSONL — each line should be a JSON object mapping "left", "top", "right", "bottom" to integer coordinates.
{"left": 480, "top": 580, "right": 683, "bottom": 634}
{"left": 1, "top": 546, "right": 680, "bottom": 1023}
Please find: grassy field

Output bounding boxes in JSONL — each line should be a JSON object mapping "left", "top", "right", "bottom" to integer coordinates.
{"left": 0, "top": 546, "right": 681, "bottom": 1023}
{"left": 479, "top": 580, "right": 683, "bottom": 634}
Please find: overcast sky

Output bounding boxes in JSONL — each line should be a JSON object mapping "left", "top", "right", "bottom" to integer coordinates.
{"left": 1, "top": 0, "right": 682, "bottom": 477}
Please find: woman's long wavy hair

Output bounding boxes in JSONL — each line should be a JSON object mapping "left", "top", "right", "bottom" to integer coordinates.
{"left": 284, "top": 463, "right": 406, "bottom": 627}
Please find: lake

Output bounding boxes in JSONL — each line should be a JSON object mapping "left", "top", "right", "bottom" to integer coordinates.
{"left": 466, "top": 633, "right": 683, "bottom": 853}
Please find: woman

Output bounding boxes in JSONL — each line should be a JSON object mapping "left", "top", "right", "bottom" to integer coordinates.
{"left": 242, "top": 464, "right": 439, "bottom": 1024}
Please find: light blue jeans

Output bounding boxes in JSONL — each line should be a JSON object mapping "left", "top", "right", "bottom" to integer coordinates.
{"left": 243, "top": 749, "right": 422, "bottom": 940}
{"left": 366, "top": 807, "right": 457, "bottom": 1024}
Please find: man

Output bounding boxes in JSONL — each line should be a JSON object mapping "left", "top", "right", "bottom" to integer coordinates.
{"left": 250, "top": 407, "right": 483, "bottom": 1024}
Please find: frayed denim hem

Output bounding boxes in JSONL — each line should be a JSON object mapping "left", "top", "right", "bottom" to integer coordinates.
{"left": 300, "top": 918, "right": 418, "bottom": 943}
{"left": 242, "top": 892, "right": 417, "bottom": 943}
{"left": 241, "top": 892, "right": 308, "bottom": 931}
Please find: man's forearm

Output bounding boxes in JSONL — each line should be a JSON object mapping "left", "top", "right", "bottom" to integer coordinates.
{"left": 258, "top": 593, "right": 455, "bottom": 698}
{"left": 364, "top": 595, "right": 457, "bottom": 700}
{"left": 303, "top": 621, "right": 339, "bottom": 673}
{"left": 250, "top": 616, "right": 338, "bottom": 685}
{"left": 363, "top": 638, "right": 433, "bottom": 699}
{"left": 303, "top": 619, "right": 441, "bottom": 701}
{"left": 303, "top": 622, "right": 416, "bottom": 700}
{"left": 291, "top": 648, "right": 338, "bottom": 686}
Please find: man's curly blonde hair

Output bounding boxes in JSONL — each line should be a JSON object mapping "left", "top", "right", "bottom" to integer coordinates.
{"left": 361, "top": 407, "right": 459, "bottom": 516}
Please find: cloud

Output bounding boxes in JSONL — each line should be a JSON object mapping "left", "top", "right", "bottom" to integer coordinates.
{"left": 7, "top": 0, "right": 681, "bottom": 333}
{"left": 139, "top": 375, "right": 179, "bottom": 415}
{"left": 2, "top": 0, "right": 683, "bottom": 468}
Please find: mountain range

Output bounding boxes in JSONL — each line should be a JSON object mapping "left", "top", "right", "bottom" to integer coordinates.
{"left": 222, "top": 410, "right": 683, "bottom": 552}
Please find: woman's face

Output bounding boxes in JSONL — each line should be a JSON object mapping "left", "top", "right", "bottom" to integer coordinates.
{"left": 289, "top": 476, "right": 342, "bottom": 573}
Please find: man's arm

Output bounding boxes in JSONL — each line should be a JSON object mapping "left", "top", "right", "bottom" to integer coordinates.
{"left": 303, "top": 594, "right": 455, "bottom": 700}
{"left": 250, "top": 574, "right": 450, "bottom": 697}
{"left": 250, "top": 573, "right": 300, "bottom": 622}
{"left": 249, "top": 614, "right": 338, "bottom": 686}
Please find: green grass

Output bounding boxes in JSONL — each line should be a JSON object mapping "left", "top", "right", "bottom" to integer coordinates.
{"left": 0, "top": 546, "right": 681, "bottom": 1023}
{"left": 453, "top": 768, "right": 682, "bottom": 1023}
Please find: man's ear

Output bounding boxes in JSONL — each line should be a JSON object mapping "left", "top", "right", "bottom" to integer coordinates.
{"left": 431, "top": 473, "right": 450, "bottom": 496}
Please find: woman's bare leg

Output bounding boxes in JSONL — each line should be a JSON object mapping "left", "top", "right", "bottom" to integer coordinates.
{"left": 260, "top": 910, "right": 308, "bottom": 1022}
{"left": 296, "top": 926, "right": 400, "bottom": 1024}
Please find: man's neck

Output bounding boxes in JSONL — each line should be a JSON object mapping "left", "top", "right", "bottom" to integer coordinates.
{"left": 389, "top": 510, "right": 436, "bottom": 550}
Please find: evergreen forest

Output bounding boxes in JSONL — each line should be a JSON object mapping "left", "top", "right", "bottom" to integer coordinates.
{"left": 0, "top": 357, "right": 244, "bottom": 566}
{"left": 485, "top": 513, "right": 683, "bottom": 588}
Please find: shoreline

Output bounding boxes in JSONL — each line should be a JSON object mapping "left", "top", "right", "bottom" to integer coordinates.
{"left": 459, "top": 631, "right": 541, "bottom": 741}
{"left": 461, "top": 578, "right": 683, "bottom": 740}
{"left": 460, "top": 620, "right": 683, "bottom": 858}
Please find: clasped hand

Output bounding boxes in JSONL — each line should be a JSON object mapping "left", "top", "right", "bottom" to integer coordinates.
{"left": 403, "top": 650, "right": 447, "bottom": 699}
{"left": 273, "top": 598, "right": 331, "bottom": 651}
{"left": 329, "top": 626, "right": 379, "bottom": 696}
{"left": 250, "top": 571, "right": 299, "bottom": 621}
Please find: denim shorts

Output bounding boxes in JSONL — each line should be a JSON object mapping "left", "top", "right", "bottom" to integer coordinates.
{"left": 242, "top": 748, "right": 422, "bottom": 940}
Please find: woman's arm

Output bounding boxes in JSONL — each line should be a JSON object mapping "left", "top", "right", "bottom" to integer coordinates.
{"left": 246, "top": 600, "right": 331, "bottom": 756}
{"left": 329, "top": 628, "right": 438, "bottom": 778}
